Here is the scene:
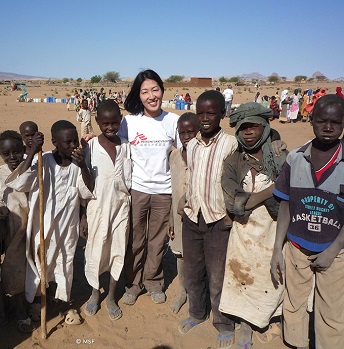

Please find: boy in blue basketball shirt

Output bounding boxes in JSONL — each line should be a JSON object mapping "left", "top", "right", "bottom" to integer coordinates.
{"left": 271, "top": 94, "right": 344, "bottom": 349}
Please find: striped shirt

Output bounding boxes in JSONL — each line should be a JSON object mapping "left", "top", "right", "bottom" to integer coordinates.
{"left": 184, "top": 129, "right": 238, "bottom": 224}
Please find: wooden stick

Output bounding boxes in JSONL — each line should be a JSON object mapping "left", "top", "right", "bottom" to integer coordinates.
{"left": 38, "top": 150, "right": 47, "bottom": 339}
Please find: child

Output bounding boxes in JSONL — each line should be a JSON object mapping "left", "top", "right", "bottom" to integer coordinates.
{"left": 269, "top": 96, "right": 281, "bottom": 120}
{"left": 0, "top": 131, "right": 33, "bottom": 332}
{"left": 279, "top": 89, "right": 291, "bottom": 123}
{"left": 219, "top": 103, "right": 287, "bottom": 348}
{"left": 19, "top": 121, "right": 39, "bottom": 157}
{"left": 77, "top": 99, "right": 95, "bottom": 138}
{"left": 6, "top": 121, "right": 94, "bottom": 324}
{"left": 82, "top": 100, "right": 131, "bottom": 321}
{"left": 168, "top": 112, "right": 199, "bottom": 314}
{"left": 271, "top": 94, "right": 344, "bottom": 349}
{"left": 179, "top": 90, "right": 238, "bottom": 349}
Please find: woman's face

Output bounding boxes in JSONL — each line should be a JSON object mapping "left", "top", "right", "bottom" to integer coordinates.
{"left": 139, "top": 79, "right": 163, "bottom": 118}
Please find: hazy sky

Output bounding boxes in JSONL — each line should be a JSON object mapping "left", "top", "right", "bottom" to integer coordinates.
{"left": 1, "top": 1, "right": 343, "bottom": 80}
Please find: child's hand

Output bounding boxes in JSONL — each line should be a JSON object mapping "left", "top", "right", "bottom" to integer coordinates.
{"left": 272, "top": 140, "right": 287, "bottom": 157}
{"left": 72, "top": 147, "right": 86, "bottom": 168}
{"left": 270, "top": 249, "right": 285, "bottom": 285}
{"left": 31, "top": 132, "right": 44, "bottom": 153}
{"left": 308, "top": 250, "right": 336, "bottom": 272}
{"left": 79, "top": 214, "right": 88, "bottom": 239}
{"left": 83, "top": 134, "right": 95, "bottom": 142}
{"left": 168, "top": 226, "right": 174, "bottom": 239}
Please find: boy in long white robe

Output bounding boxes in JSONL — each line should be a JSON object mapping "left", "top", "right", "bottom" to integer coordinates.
{"left": 220, "top": 103, "right": 287, "bottom": 348}
{"left": 6, "top": 121, "right": 94, "bottom": 311}
{"left": 82, "top": 99, "right": 131, "bottom": 321}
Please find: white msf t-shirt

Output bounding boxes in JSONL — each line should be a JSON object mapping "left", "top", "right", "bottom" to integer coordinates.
{"left": 223, "top": 88, "right": 233, "bottom": 102}
{"left": 118, "top": 111, "right": 181, "bottom": 194}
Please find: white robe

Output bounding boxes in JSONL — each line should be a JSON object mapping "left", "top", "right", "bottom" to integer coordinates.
{"left": 219, "top": 171, "right": 284, "bottom": 328}
{"left": 84, "top": 137, "right": 131, "bottom": 289}
{"left": 6, "top": 152, "right": 93, "bottom": 302}
{"left": 0, "top": 164, "right": 28, "bottom": 296}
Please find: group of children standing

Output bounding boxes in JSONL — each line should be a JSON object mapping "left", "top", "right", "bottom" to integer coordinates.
{"left": 0, "top": 69, "right": 343, "bottom": 349}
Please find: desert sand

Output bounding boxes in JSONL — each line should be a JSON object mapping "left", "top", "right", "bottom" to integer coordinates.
{"left": 0, "top": 81, "right": 341, "bottom": 349}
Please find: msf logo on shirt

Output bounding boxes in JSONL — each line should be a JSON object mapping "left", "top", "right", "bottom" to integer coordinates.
{"left": 131, "top": 132, "right": 147, "bottom": 146}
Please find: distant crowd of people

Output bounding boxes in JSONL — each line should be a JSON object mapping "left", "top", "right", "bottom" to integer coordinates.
{"left": 67, "top": 88, "right": 127, "bottom": 113}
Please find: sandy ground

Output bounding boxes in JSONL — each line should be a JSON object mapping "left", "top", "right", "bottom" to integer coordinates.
{"left": 0, "top": 82, "right": 341, "bottom": 349}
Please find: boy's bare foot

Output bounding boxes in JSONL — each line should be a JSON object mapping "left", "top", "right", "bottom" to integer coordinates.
{"left": 106, "top": 297, "right": 122, "bottom": 321}
{"left": 178, "top": 316, "right": 209, "bottom": 334}
{"left": 170, "top": 291, "right": 187, "bottom": 313}
{"left": 84, "top": 289, "right": 100, "bottom": 316}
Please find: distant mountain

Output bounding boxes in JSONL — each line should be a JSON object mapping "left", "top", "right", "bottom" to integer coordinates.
{"left": 0, "top": 71, "right": 50, "bottom": 80}
{"left": 311, "top": 71, "right": 325, "bottom": 78}
{"left": 333, "top": 77, "right": 344, "bottom": 82}
{"left": 238, "top": 72, "right": 267, "bottom": 80}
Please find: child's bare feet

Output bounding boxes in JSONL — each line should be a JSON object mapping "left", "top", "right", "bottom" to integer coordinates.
{"left": 170, "top": 290, "right": 187, "bottom": 313}
{"left": 170, "top": 257, "right": 187, "bottom": 313}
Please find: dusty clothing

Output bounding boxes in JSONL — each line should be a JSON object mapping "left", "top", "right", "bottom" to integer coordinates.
{"left": 6, "top": 153, "right": 93, "bottom": 302}
{"left": 0, "top": 165, "right": 28, "bottom": 296}
{"left": 183, "top": 129, "right": 237, "bottom": 333}
{"left": 274, "top": 141, "right": 344, "bottom": 251}
{"left": 184, "top": 130, "right": 238, "bottom": 224}
{"left": 84, "top": 137, "right": 131, "bottom": 289}
{"left": 219, "top": 152, "right": 284, "bottom": 328}
{"left": 77, "top": 108, "right": 95, "bottom": 137}
{"left": 183, "top": 212, "right": 233, "bottom": 332}
{"left": 284, "top": 242, "right": 344, "bottom": 349}
{"left": 169, "top": 147, "right": 187, "bottom": 255}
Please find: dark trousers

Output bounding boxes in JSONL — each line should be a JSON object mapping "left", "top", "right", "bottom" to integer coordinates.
{"left": 124, "top": 189, "right": 171, "bottom": 295}
{"left": 182, "top": 212, "right": 234, "bottom": 332}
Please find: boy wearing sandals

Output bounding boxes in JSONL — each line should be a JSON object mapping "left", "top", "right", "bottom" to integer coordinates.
{"left": 219, "top": 103, "right": 286, "bottom": 348}
{"left": 81, "top": 100, "right": 131, "bottom": 321}
{"left": 179, "top": 91, "right": 238, "bottom": 349}
{"left": 271, "top": 95, "right": 344, "bottom": 349}
{"left": 5, "top": 121, "right": 94, "bottom": 326}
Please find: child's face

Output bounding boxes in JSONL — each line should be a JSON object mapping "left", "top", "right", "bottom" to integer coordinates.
{"left": 196, "top": 100, "right": 224, "bottom": 138}
{"left": 82, "top": 100, "right": 88, "bottom": 109}
{"left": 52, "top": 129, "right": 80, "bottom": 159}
{"left": 312, "top": 105, "right": 344, "bottom": 145}
{"left": 139, "top": 79, "right": 163, "bottom": 118}
{"left": 0, "top": 139, "right": 24, "bottom": 171}
{"left": 20, "top": 126, "right": 37, "bottom": 148}
{"left": 178, "top": 120, "right": 199, "bottom": 148}
{"left": 238, "top": 123, "right": 264, "bottom": 148}
{"left": 96, "top": 110, "right": 122, "bottom": 141}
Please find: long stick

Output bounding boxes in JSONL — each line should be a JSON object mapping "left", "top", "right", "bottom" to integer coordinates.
{"left": 38, "top": 150, "right": 47, "bottom": 339}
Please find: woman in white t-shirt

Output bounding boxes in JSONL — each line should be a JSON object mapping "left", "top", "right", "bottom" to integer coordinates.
{"left": 118, "top": 69, "right": 181, "bottom": 305}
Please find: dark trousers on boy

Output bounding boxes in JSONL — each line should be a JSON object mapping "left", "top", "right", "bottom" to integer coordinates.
{"left": 182, "top": 212, "right": 234, "bottom": 332}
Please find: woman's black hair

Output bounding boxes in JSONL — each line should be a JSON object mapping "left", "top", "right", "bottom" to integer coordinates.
{"left": 124, "top": 69, "right": 164, "bottom": 115}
